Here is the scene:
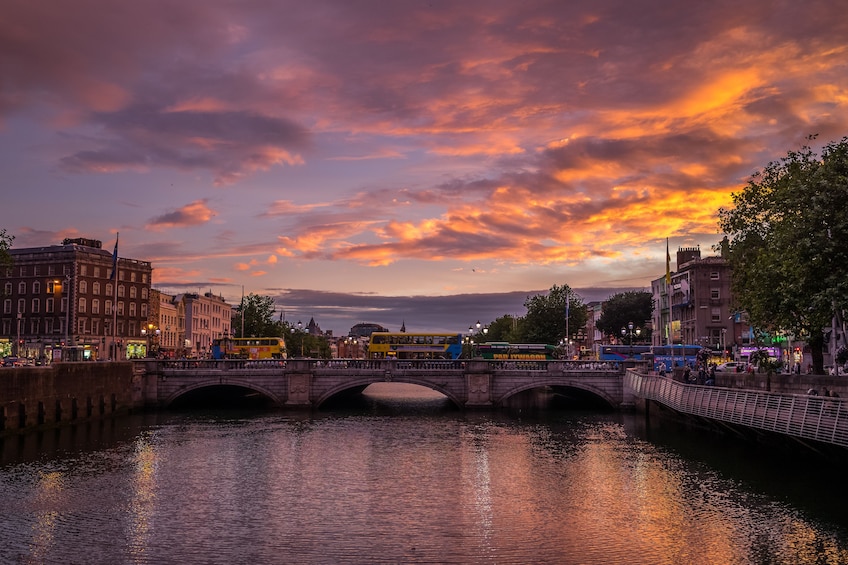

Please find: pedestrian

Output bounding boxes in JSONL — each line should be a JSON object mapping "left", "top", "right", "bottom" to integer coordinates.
{"left": 807, "top": 388, "right": 818, "bottom": 396}
{"left": 659, "top": 362, "right": 667, "bottom": 377}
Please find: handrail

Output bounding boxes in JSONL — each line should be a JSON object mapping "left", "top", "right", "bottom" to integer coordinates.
{"left": 625, "top": 371, "right": 848, "bottom": 448}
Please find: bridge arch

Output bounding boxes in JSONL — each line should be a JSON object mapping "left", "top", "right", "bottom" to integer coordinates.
{"left": 315, "top": 377, "right": 463, "bottom": 408}
{"left": 497, "top": 379, "right": 619, "bottom": 409}
{"left": 164, "top": 379, "right": 285, "bottom": 407}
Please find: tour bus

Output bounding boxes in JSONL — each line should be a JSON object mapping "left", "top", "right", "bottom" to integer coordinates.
{"left": 476, "top": 342, "right": 557, "bottom": 360}
{"left": 367, "top": 332, "right": 463, "bottom": 359}
{"left": 211, "top": 337, "right": 287, "bottom": 360}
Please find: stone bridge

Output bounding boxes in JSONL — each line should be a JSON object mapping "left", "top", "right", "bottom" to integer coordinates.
{"left": 137, "top": 358, "right": 641, "bottom": 410}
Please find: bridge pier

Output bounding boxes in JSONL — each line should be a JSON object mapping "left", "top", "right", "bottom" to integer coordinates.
{"left": 465, "top": 362, "right": 493, "bottom": 407}
{"left": 286, "top": 360, "right": 313, "bottom": 407}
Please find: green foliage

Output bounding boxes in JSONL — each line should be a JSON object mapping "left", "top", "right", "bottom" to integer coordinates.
{"left": 595, "top": 290, "right": 653, "bottom": 341}
{"left": 718, "top": 136, "right": 848, "bottom": 372}
{"left": 233, "top": 293, "right": 282, "bottom": 338}
{"left": 484, "top": 315, "right": 522, "bottom": 342}
{"left": 520, "top": 284, "right": 587, "bottom": 345}
{"left": 0, "top": 229, "right": 14, "bottom": 269}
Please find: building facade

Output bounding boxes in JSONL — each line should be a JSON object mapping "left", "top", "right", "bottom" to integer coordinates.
{"left": 1, "top": 238, "right": 152, "bottom": 361}
{"left": 176, "top": 292, "right": 232, "bottom": 358}
{"left": 651, "top": 246, "right": 745, "bottom": 357}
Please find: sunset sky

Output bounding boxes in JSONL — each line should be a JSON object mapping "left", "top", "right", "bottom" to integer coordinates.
{"left": 2, "top": 1, "right": 847, "bottom": 335}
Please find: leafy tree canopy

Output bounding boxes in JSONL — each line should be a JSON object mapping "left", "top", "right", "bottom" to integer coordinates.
{"left": 0, "top": 229, "right": 13, "bottom": 269}
{"left": 520, "top": 284, "right": 588, "bottom": 345}
{"left": 483, "top": 315, "right": 522, "bottom": 343}
{"left": 233, "top": 293, "right": 281, "bottom": 338}
{"left": 595, "top": 290, "right": 653, "bottom": 342}
{"left": 718, "top": 135, "right": 848, "bottom": 373}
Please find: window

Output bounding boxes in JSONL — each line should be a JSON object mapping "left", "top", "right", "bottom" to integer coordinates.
{"left": 46, "top": 297, "right": 54, "bottom": 313}
{"left": 34, "top": 265, "right": 40, "bottom": 276}
{"left": 48, "top": 265, "right": 55, "bottom": 276}
{"left": 118, "top": 285, "right": 125, "bottom": 298}
{"left": 4, "top": 282, "right": 10, "bottom": 295}
{"left": 81, "top": 265, "right": 87, "bottom": 276}
{"left": 711, "top": 307, "right": 721, "bottom": 323}
{"left": 710, "top": 288, "right": 720, "bottom": 300}
{"left": 92, "top": 299, "right": 100, "bottom": 315}
{"left": 129, "top": 302, "right": 136, "bottom": 317}
{"left": 93, "top": 282, "right": 100, "bottom": 295}
{"left": 141, "top": 287, "right": 148, "bottom": 300}
{"left": 106, "top": 300, "right": 113, "bottom": 316}
{"left": 710, "top": 271, "right": 720, "bottom": 280}
{"left": 32, "top": 298, "right": 39, "bottom": 313}
{"left": 141, "top": 303, "right": 148, "bottom": 318}
{"left": 3, "top": 299, "right": 11, "bottom": 314}
{"left": 47, "top": 280, "right": 58, "bottom": 294}
{"left": 18, "top": 298, "right": 25, "bottom": 313}
{"left": 18, "top": 282, "right": 26, "bottom": 294}
{"left": 33, "top": 281, "right": 40, "bottom": 294}
{"left": 106, "top": 283, "right": 113, "bottom": 297}
{"left": 117, "top": 301, "right": 124, "bottom": 316}
{"left": 78, "top": 297, "right": 86, "bottom": 313}
{"left": 130, "top": 271, "right": 137, "bottom": 283}
{"left": 94, "top": 267, "right": 100, "bottom": 278}
{"left": 92, "top": 320, "right": 99, "bottom": 335}
{"left": 79, "top": 280, "right": 87, "bottom": 294}
{"left": 130, "top": 286, "right": 137, "bottom": 299}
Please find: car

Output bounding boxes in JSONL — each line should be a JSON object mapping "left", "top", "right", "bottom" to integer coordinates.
{"left": 715, "top": 361, "right": 744, "bottom": 373}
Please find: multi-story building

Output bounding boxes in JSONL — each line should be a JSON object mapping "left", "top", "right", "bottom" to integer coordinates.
{"left": 176, "top": 292, "right": 232, "bottom": 357}
{"left": 651, "top": 246, "right": 745, "bottom": 357}
{"left": 1, "top": 238, "right": 152, "bottom": 361}
{"left": 148, "top": 289, "right": 181, "bottom": 358}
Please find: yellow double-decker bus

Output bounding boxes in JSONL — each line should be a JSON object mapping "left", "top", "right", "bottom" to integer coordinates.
{"left": 211, "top": 337, "right": 287, "bottom": 359}
{"left": 367, "top": 332, "right": 463, "bottom": 359}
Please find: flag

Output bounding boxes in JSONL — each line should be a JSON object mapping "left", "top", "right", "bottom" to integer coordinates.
{"left": 665, "top": 238, "right": 671, "bottom": 285}
{"left": 109, "top": 233, "right": 119, "bottom": 280}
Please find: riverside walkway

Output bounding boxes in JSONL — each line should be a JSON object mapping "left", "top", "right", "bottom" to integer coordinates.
{"left": 625, "top": 370, "right": 848, "bottom": 449}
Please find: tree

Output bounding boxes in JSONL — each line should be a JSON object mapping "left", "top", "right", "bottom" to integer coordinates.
{"left": 520, "top": 284, "right": 587, "bottom": 345}
{"left": 595, "top": 290, "right": 653, "bottom": 342}
{"left": 718, "top": 136, "right": 848, "bottom": 373}
{"left": 0, "top": 229, "right": 13, "bottom": 270}
{"left": 484, "top": 314, "right": 522, "bottom": 343}
{"left": 233, "top": 293, "right": 281, "bottom": 338}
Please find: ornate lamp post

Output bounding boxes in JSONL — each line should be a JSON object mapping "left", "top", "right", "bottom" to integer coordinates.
{"left": 621, "top": 321, "right": 642, "bottom": 358}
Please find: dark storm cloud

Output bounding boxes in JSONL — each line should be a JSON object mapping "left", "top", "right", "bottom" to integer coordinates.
{"left": 259, "top": 287, "right": 635, "bottom": 335}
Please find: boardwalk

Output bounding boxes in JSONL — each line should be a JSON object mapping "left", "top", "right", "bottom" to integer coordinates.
{"left": 625, "top": 370, "right": 848, "bottom": 449}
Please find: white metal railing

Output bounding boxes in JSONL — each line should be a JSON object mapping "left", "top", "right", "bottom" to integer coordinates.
{"left": 625, "top": 371, "right": 848, "bottom": 448}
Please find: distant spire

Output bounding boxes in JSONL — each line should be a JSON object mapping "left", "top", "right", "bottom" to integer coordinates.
{"left": 400, "top": 320, "right": 406, "bottom": 332}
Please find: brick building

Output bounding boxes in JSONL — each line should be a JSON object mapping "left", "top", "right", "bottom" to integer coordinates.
{"left": 1, "top": 238, "right": 152, "bottom": 361}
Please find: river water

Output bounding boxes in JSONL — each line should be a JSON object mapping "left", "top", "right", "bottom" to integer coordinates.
{"left": 1, "top": 384, "right": 847, "bottom": 565}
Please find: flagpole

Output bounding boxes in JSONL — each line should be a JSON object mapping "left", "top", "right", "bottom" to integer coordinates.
{"left": 111, "top": 233, "right": 119, "bottom": 360}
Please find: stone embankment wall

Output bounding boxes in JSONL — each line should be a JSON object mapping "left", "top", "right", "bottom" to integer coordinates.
{"left": 717, "top": 371, "right": 847, "bottom": 397}
{"left": 0, "top": 362, "right": 141, "bottom": 434}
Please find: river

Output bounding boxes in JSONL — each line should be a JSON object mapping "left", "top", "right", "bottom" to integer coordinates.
{"left": 1, "top": 384, "right": 847, "bottom": 564}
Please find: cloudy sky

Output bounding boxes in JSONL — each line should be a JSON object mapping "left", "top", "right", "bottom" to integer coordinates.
{"left": 2, "top": 1, "right": 846, "bottom": 335}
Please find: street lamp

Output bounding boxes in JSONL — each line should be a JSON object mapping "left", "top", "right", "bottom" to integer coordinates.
{"left": 621, "top": 322, "right": 642, "bottom": 358}
{"left": 141, "top": 327, "right": 148, "bottom": 357}
{"left": 290, "top": 320, "right": 305, "bottom": 357}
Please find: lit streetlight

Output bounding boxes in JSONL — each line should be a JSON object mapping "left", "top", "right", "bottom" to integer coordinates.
{"left": 621, "top": 322, "right": 642, "bottom": 358}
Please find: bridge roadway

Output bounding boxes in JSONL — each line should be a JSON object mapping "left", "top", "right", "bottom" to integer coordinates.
{"left": 138, "top": 358, "right": 632, "bottom": 409}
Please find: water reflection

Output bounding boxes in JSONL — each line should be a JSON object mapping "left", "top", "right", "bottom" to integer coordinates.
{"left": 0, "top": 385, "right": 846, "bottom": 564}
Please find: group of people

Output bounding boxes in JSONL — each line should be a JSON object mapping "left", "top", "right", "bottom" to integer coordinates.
{"left": 657, "top": 361, "right": 716, "bottom": 386}
{"left": 807, "top": 386, "right": 840, "bottom": 397}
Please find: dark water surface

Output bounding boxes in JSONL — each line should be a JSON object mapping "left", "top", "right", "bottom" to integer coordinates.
{"left": 1, "top": 384, "right": 847, "bottom": 564}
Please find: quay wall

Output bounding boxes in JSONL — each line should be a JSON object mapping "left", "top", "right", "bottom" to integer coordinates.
{"left": 0, "top": 362, "right": 140, "bottom": 435}
{"left": 716, "top": 371, "right": 848, "bottom": 397}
